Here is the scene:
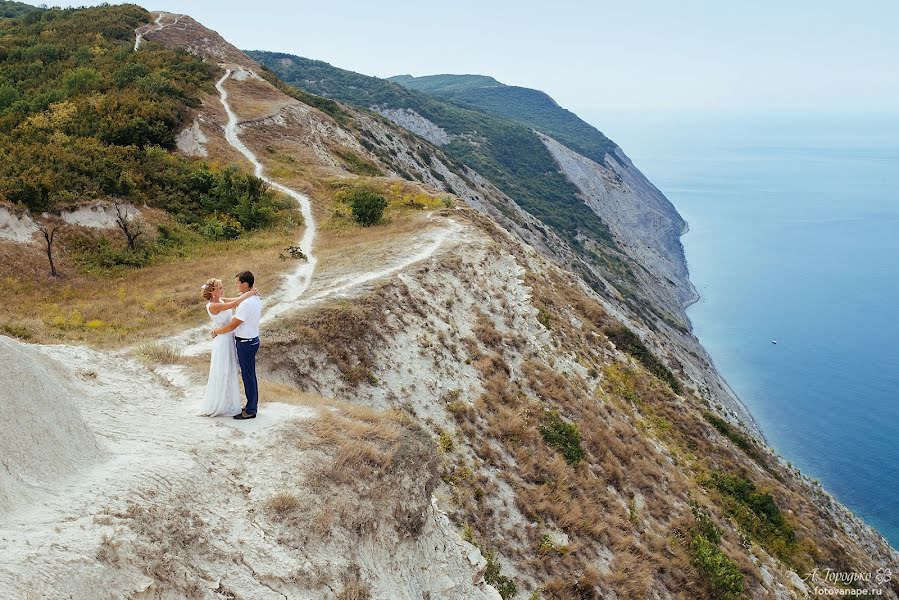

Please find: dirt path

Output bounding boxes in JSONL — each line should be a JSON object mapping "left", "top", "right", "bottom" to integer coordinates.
{"left": 133, "top": 12, "right": 181, "bottom": 51}
{"left": 214, "top": 67, "right": 318, "bottom": 323}
{"left": 0, "top": 28, "right": 489, "bottom": 599}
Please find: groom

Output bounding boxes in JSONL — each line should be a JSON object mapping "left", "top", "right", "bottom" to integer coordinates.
{"left": 212, "top": 271, "right": 262, "bottom": 420}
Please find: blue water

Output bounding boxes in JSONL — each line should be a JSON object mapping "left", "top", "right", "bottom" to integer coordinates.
{"left": 590, "top": 112, "right": 899, "bottom": 548}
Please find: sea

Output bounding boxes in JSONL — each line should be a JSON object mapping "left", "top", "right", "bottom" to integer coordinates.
{"left": 588, "top": 111, "right": 899, "bottom": 549}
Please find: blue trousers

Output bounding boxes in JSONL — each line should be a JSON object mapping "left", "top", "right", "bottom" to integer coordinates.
{"left": 235, "top": 336, "right": 260, "bottom": 414}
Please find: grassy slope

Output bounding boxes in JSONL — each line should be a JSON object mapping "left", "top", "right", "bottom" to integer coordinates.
{"left": 0, "top": 5, "right": 299, "bottom": 345}
{"left": 246, "top": 50, "right": 617, "bottom": 252}
{"left": 387, "top": 73, "right": 618, "bottom": 165}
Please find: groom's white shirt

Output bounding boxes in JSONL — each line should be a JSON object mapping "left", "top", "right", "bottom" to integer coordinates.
{"left": 233, "top": 295, "right": 262, "bottom": 338}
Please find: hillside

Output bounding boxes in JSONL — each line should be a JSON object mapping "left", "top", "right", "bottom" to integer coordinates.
{"left": 0, "top": 5, "right": 299, "bottom": 345}
{"left": 388, "top": 73, "right": 618, "bottom": 164}
{"left": 247, "top": 49, "right": 741, "bottom": 428}
{"left": 0, "top": 6, "right": 896, "bottom": 600}
{"left": 0, "top": 0, "right": 38, "bottom": 19}
{"left": 245, "top": 51, "right": 620, "bottom": 260}
{"left": 248, "top": 51, "right": 693, "bottom": 311}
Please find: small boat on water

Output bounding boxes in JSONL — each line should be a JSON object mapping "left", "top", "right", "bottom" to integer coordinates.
{"left": 771, "top": 340, "right": 778, "bottom": 345}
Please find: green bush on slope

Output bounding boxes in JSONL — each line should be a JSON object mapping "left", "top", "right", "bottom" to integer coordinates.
{"left": 538, "top": 409, "right": 585, "bottom": 465}
{"left": 0, "top": 5, "right": 292, "bottom": 270}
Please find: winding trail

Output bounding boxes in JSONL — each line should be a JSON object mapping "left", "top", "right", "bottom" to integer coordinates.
{"left": 214, "top": 68, "right": 318, "bottom": 324}
{"left": 133, "top": 12, "right": 180, "bottom": 51}
{"left": 0, "top": 18, "right": 488, "bottom": 599}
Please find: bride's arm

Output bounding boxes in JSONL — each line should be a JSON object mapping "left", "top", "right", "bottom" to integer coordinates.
{"left": 208, "top": 290, "right": 257, "bottom": 314}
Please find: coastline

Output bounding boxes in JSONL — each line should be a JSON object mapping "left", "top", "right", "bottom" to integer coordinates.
{"left": 677, "top": 218, "right": 765, "bottom": 440}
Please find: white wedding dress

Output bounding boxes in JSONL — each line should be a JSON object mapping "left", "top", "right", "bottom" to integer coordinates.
{"left": 198, "top": 302, "right": 242, "bottom": 417}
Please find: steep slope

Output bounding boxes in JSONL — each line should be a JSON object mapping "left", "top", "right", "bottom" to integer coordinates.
{"left": 248, "top": 49, "right": 750, "bottom": 431}
{"left": 388, "top": 73, "right": 618, "bottom": 164}
{"left": 389, "top": 73, "right": 695, "bottom": 311}
{"left": 1, "top": 7, "right": 896, "bottom": 600}
{"left": 183, "top": 16, "right": 897, "bottom": 598}
{"left": 245, "top": 52, "right": 623, "bottom": 266}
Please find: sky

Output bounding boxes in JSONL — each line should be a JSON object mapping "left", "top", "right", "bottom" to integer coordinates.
{"left": 25, "top": 0, "right": 899, "bottom": 117}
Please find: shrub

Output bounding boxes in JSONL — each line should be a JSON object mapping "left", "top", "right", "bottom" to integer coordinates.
{"left": 201, "top": 213, "right": 243, "bottom": 240}
{"left": 708, "top": 471, "right": 797, "bottom": 562}
{"left": 332, "top": 147, "right": 384, "bottom": 176}
{"left": 483, "top": 549, "right": 517, "bottom": 600}
{"left": 536, "top": 306, "right": 551, "bottom": 328}
{"left": 689, "top": 530, "right": 744, "bottom": 600}
{"left": 703, "top": 411, "right": 767, "bottom": 467}
{"left": 344, "top": 187, "right": 387, "bottom": 226}
{"left": 75, "top": 235, "right": 152, "bottom": 270}
{"left": 538, "top": 410, "right": 585, "bottom": 465}
{"left": 279, "top": 245, "right": 308, "bottom": 260}
{"left": 603, "top": 324, "right": 683, "bottom": 394}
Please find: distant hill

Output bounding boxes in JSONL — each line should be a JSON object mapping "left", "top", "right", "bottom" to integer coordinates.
{"left": 388, "top": 73, "right": 616, "bottom": 164}
{"left": 389, "top": 73, "right": 503, "bottom": 93}
{"left": 0, "top": 0, "right": 42, "bottom": 19}
{"left": 247, "top": 51, "right": 618, "bottom": 254}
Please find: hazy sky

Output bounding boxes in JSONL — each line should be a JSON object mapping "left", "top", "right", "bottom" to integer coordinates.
{"left": 29, "top": 0, "right": 899, "bottom": 116}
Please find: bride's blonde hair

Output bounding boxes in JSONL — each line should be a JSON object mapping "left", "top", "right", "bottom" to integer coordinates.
{"left": 201, "top": 278, "right": 222, "bottom": 301}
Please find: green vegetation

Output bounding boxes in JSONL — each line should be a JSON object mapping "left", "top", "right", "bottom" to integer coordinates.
{"left": 0, "top": 0, "right": 41, "bottom": 19}
{"left": 688, "top": 505, "right": 745, "bottom": 600}
{"left": 336, "top": 186, "right": 387, "bottom": 226}
{"left": 389, "top": 73, "right": 502, "bottom": 94}
{"left": 603, "top": 324, "right": 683, "bottom": 394}
{"left": 690, "top": 525, "right": 744, "bottom": 600}
{"left": 483, "top": 548, "right": 517, "bottom": 600}
{"left": 247, "top": 51, "right": 618, "bottom": 252}
{"left": 0, "top": 5, "right": 219, "bottom": 212}
{"left": 460, "top": 529, "right": 517, "bottom": 600}
{"left": 703, "top": 412, "right": 767, "bottom": 467}
{"left": 389, "top": 73, "right": 618, "bottom": 164}
{"left": 0, "top": 5, "right": 294, "bottom": 271}
{"left": 538, "top": 410, "right": 585, "bottom": 465}
{"left": 254, "top": 65, "right": 352, "bottom": 127}
{"left": 708, "top": 471, "right": 797, "bottom": 563}
{"left": 331, "top": 146, "right": 384, "bottom": 176}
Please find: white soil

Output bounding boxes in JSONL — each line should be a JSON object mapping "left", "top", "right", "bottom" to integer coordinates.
{"left": 0, "top": 205, "right": 38, "bottom": 242}
{"left": 0, "top": 55, "right": 496, "bottom": 599}
{"left": 59, "top": 202, "right": 138, "bottom": 229}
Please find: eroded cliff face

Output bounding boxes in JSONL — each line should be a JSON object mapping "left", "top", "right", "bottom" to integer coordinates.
{"left": 538, "top": 134, "right": 694, "bottom": 311}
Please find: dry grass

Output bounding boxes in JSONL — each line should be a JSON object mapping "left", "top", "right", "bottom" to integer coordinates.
{"left": 99, "top": 493, "right": 213, "bottom": 599}
{"left": 264, "top": 491, "right": 303, "bottom": 521}
{"left": 258, "top": 380, "right": 335, "bottom": 408}
{"left": 263, "top": 292, "right": 389, "bottom": 388}
{"left": 280, "top": 401, "right": 439, "bottom": 538}
{"left": 336, "top": 566, "right": 371, "bottom": 600}
{"left": 224, "top": 73, "right": 296, "bottom": 121}
{"left": 304, "top": 404, "right": 413, "bottom": 485}
{"left": 435, "top": 260, "right": 772, "bottom": 598}
{"left": 1, "top": 223, "right": 299, "bottom": 348}
{"left": 136, "top": 342, "right": 183, "bottom": 364}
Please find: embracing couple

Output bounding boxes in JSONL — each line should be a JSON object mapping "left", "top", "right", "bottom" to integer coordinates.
{"left": 198, "top": 271, "right": 262, "bottom": 420}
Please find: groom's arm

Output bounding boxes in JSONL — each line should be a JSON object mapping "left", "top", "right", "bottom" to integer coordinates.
{"left": 213, "top": 317, "right": 243, "bottom": 336}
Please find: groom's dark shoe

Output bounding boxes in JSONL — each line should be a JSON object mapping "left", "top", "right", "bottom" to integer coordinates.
{"left": 233, "top": 411, "right": 256, "bottom": 420}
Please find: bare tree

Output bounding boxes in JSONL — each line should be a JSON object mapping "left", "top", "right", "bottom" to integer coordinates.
{"left": 38, "top": 217, "right": 64, "bottom": 277}
{"left": 113, "top": 202, "right": 144, "bottom": 250}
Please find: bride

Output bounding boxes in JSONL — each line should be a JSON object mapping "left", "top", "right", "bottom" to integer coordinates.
{"left": 198, "top": 278, "right": 258, "bottom": 417}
